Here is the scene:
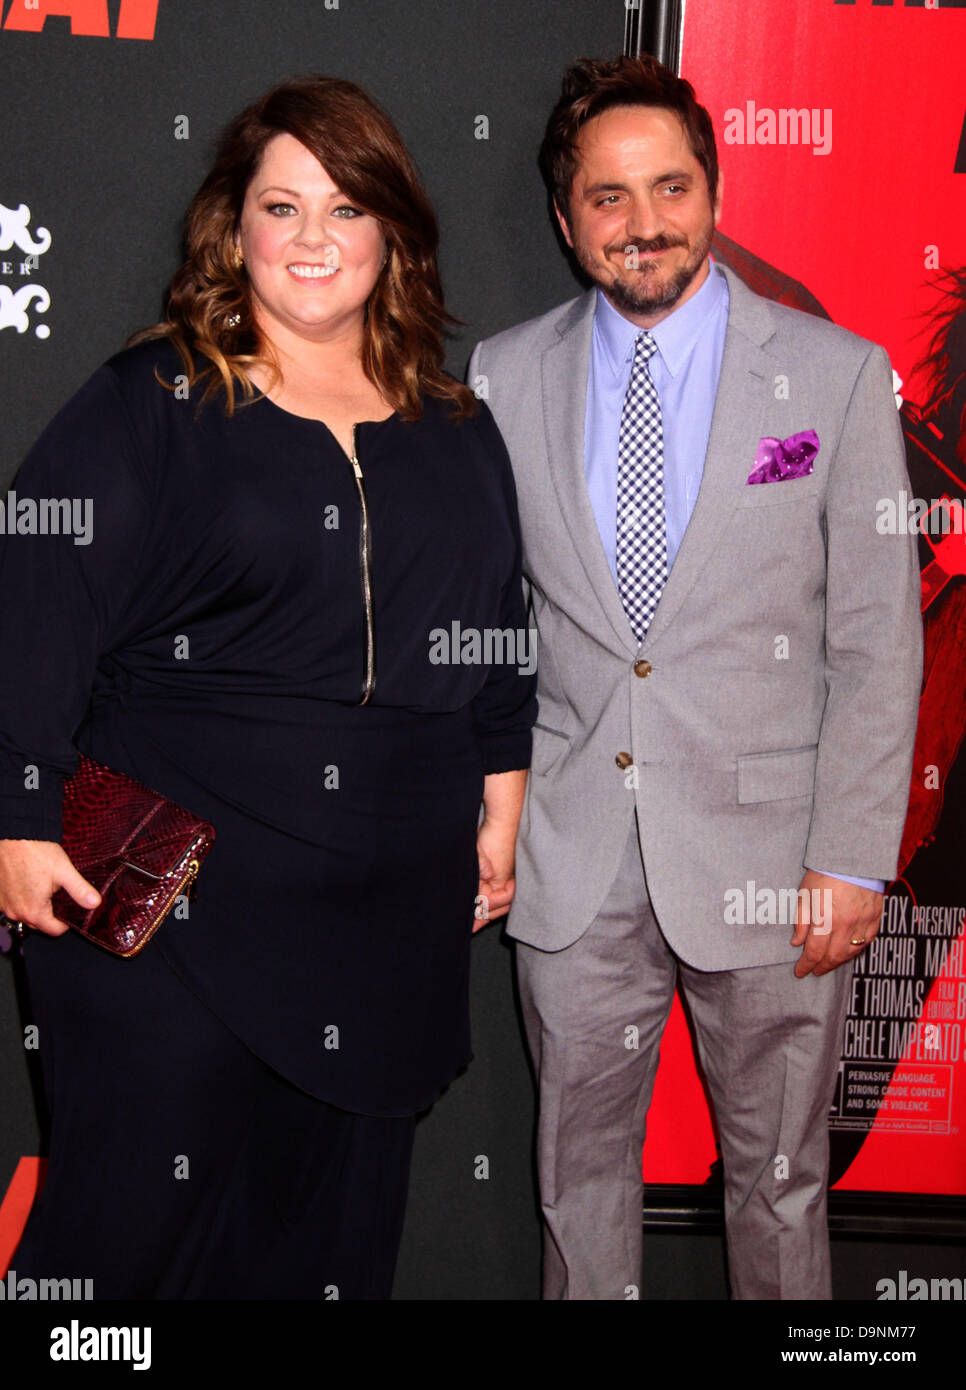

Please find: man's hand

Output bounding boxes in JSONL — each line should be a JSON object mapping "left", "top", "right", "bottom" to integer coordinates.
{"left": 791, "top": 869, "right": 882, "bottom": 978}
{"left": 474, "top": 819, "right": 517, "bottom": 933}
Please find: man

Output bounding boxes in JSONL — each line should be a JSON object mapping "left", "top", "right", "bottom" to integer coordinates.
{"left": 468, "top": 55, "right": 922, "bottom": 1300}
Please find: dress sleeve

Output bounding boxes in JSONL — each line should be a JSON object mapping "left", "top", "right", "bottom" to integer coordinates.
{"left": 468, "top": 402, "right": 537, "bottom": 774}
{"left": 0, "top": 364, "right": 155, "bottom": 841}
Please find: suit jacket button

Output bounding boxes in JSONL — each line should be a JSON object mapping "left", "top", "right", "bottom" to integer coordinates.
{"left": 615, "top": 752, "right": 633, "bottom": 769}
{"left": 633, "top": 660, "right": 652, "bottom": 678}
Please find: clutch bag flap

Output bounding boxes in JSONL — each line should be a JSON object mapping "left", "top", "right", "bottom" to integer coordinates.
{"left": 50, "top": 756, "right": 215, "bottom": 958}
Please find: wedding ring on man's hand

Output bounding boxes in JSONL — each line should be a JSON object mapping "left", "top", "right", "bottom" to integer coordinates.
{"left": 0, "top": 914, "right": 26, "bottom": 938}
{"left": 850, "top": 937, "right": 868, "bottom": 947}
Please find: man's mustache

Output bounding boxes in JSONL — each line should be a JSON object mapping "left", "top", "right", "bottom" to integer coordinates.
{"left": 607, "top": 235, "right": 688, "bottom": 257}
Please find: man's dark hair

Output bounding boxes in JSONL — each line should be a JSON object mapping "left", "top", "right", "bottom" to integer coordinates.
{"left": 540, "top": 55, "right": 719, "bottom": 225}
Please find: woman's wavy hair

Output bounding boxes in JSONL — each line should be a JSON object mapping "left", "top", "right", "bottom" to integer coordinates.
{"left": 128, "top": 75, "right": 477, "bottom": 421}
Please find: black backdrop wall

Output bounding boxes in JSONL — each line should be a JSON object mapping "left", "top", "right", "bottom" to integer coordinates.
{"left": 0, "top": 0, "right": 621, "bottom": 1304}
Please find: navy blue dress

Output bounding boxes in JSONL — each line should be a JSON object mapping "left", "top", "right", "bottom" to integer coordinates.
{"left": 0, "top": 340, "right": 535, "bottom": 1116}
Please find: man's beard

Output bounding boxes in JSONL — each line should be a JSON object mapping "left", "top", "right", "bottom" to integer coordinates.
{"left": 572, "top": 225, "right": 714, "bottom": 317}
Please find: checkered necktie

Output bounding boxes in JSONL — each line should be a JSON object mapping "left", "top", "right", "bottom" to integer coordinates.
{"left": 616, "top": 331, "right": 667, "bottom": 643}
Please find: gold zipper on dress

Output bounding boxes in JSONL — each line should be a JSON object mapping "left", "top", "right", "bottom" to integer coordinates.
{"left": 350, "top": 423, "right": 376, "bottom": 705}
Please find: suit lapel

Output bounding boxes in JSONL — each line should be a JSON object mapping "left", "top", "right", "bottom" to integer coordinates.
{"left": 540, "top": 291, "right": 641, "bottom": 654}
{"left": 539, "top": 267, "right": 778, "bottom": 656}
{"left": 641, "top": 266, "right": 777, "bottom": 651}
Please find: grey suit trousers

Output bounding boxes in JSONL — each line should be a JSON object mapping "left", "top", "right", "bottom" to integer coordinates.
{"left": 516, "top": 812, "right": 852, "bottom": 1301}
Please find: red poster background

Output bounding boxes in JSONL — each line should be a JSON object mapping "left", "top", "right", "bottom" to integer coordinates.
{"left": 642, "top": 0, "right": 966, "bottom": 1196}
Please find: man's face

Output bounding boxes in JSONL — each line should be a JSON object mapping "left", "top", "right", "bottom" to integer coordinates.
{"left": 557, "top": 104, "right": 721, "bottom": 328}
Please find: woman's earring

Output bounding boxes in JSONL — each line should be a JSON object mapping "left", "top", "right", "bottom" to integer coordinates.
{"left": 229, "top": 245, "right": 244, "bottom": 322}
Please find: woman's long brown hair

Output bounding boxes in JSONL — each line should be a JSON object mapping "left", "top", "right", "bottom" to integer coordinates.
{"left": 128, "top": 75, "right": 477, "bottom": 422}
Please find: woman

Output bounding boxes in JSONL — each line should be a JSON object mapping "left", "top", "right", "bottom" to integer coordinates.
{"left": 0, "top": 76, "right": 534, "bottom": 1299}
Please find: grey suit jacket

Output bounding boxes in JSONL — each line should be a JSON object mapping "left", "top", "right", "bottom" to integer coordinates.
{"left": 469, "top": 264, "right": 923, "bottom": 968}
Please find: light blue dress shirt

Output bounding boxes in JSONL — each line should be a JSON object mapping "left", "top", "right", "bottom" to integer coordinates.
{"left": 583, "top": 259, "right": 884, "bottom": 894}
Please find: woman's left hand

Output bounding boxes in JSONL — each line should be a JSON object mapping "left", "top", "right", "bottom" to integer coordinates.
{"left": 474, "top": 820, "right": 517, "bottom": 932}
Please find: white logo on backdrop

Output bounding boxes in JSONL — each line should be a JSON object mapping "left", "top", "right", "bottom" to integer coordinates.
{"left": 0, "top": 202, "right": 52, "bottom": 338}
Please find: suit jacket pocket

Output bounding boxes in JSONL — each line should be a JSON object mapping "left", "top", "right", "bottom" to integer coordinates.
{"left": 736, "top": 745, "right": 818, "bottom": 803}
{"left": 531, "top": 721, "right": 570, "bottom": 777}
{"left": 734, "top": 476, "right": 820, "bottom": 508}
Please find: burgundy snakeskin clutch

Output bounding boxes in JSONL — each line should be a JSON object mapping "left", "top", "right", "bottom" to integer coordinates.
{"left": 50, "top": 755, "right": 215, "bottom": 958}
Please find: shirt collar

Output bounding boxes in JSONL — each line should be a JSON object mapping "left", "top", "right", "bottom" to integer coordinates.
{"left": 594, "top": 257, "right": 728, "bottom": 380}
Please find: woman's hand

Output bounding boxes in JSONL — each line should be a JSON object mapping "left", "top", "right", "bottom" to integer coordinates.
{"left": 475, "top": 818, "right": 517, "bottom": 932}
{"left": 473, "top": 769, "right": 528, "bottom": 933}
{"left": 0, "top": 839, "right": 101, "bottom": 937}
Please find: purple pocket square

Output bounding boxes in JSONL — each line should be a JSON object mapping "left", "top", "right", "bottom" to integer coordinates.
{"left": 746, "top": 430, "right": 820, "bottom": 485}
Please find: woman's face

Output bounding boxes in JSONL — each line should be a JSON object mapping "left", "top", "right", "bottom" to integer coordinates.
{"left": 236, "top": 132, "right": 386, "bottom": 349}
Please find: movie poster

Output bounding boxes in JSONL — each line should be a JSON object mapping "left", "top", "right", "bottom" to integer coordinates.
{"left": 643, "top": 0, "right": 966, "bottom": 1199}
